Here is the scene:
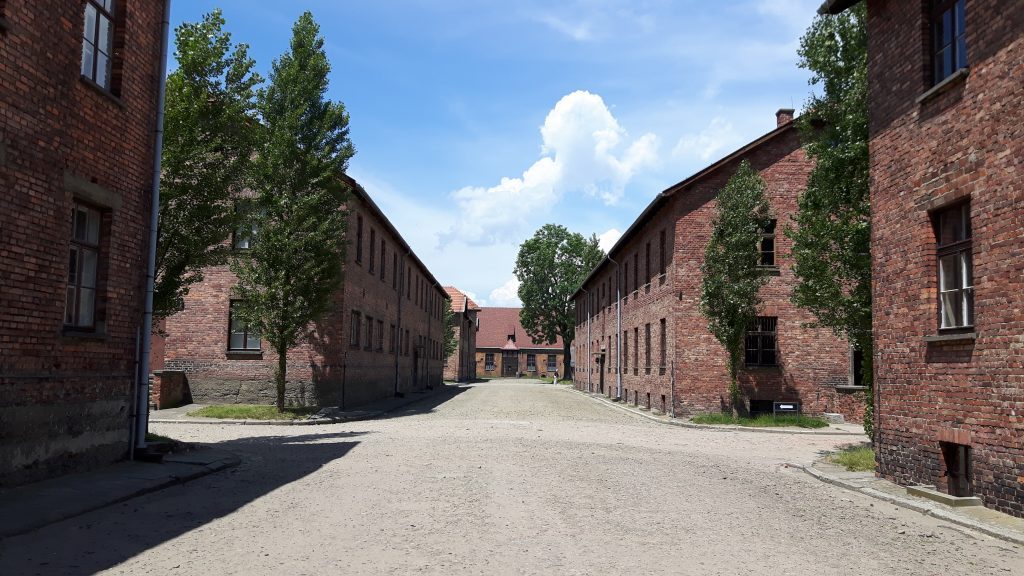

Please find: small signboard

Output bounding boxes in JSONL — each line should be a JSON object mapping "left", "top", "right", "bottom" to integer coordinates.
{"left": 773, "top": 401, "right": 800, "bottom": 416}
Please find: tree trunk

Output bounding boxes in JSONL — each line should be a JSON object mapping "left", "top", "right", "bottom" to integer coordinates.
{"left": 562, "top": 340, "right": 572, "bottom": 381}
{"left": 276, "top": 347, "right": 287, "bottom": 412}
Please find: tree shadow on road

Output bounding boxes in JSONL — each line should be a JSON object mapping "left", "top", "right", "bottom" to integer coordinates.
{"left": 0, "top": 431, "right": 367, "bottom": 575}
{"left": 373, "top": 384, "right": 469, "bottom": 420}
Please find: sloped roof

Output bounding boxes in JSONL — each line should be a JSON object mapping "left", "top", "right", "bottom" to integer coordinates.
{"left": 444, "top": 286, "right": 481, "bottom": 314}
{"left": 476, "top": 307, "right": 564, "bottom": 350}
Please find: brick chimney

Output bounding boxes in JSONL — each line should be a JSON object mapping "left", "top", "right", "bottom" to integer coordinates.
{"left": 776, "top": 108, "right": 795, "bottom": 127}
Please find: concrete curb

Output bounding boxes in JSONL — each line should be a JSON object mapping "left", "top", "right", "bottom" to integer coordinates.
{"left": 567, "top": 386, "right": 867, "bottom": 436}
{"left": 793, "top": 463, "right": 1024, "bottom": 546}
{"left": 151, "top": 386, "right": 458, "bottom": 426}
{"left": 0, "top": 449, "right": 240, "bottom": 539}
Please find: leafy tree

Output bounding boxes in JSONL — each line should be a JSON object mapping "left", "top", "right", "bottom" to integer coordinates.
{"left": 699, "top": 160, "right": 773, "bottom": 414}
{"left": 515, "top": 224, "right": 604, "bottom": 379}
{"left": 155, "top": 10, "right": 261, "bottom": 318}
{"left": 442, "top": 303, "right": 458, "bottom": 363}
{"left": 787, "top": 4, "right": 873, "bottom": 436}
{"left": 230, "top": 12, "right": 355, "bottom": 411}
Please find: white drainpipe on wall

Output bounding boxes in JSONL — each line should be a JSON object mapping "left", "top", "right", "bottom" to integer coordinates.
{"left": 134, "top": 0, "right": 172, "bottom": 454}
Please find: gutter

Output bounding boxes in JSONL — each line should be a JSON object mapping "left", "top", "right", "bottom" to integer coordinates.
{"left": 134, "top": 0, "right": 172, "bottom": 454}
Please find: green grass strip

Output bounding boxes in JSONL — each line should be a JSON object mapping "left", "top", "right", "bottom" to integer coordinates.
{"left": 188, "top": 404, "right": 319, "bottom": 421}
{"left": 690, "top": 413, "right": 830, "bottom": 428}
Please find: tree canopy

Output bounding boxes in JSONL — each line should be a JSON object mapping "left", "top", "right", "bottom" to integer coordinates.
{"left": 515, "top": 224, "right": 604, "bottom": 378}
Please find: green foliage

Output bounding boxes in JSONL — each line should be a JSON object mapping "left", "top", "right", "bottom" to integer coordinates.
{"left": 442, "top": 303, "right": 458, "bottom": 362}
{"left": 155, "top": 10, "right": 261, "bottom": 318}
{"left": 699, "top": 160, "right": 773, "bottom": 409}
{"left": 690, "top": 413, "right": 830, "bottom": 429}
{"left": 514, "top": 224, "right": 604, "bottom": 379}
{"left": 829, "top": 444, "right": 876, "bottom": 471}
{"left": 788, "top": 4, "right": 873, "bottom": 437}
{"left": 230, "top": 12, "right": 354, "bottom": 411}
{"left": 189, "top": 404, "right": 319, "bottom": 420}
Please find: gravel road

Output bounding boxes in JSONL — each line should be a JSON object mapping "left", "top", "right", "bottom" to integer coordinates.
{"left": 1, "top": 379, "right": 1021, "bottom": 575}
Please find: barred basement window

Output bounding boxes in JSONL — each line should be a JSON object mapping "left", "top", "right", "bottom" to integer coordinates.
{"left": 935, "top": 202, "right": 973, "bottom": 329}
{"left": 65, "top": 202, "right": 102, "bottom": 329}
{"left": 745, "top": 317, "right": 778, "bottom": 367}
{"left": 228, "top": 301, "right": 260, "bottom": 350}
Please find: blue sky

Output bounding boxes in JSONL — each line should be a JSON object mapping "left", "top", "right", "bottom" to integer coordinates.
{"left": 169, "top": 0, "right": 824, "bottom": 306}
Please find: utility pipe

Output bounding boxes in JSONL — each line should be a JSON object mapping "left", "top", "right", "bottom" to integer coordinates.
{"left": 135, "top": 0, "right": 172, "bottom": 453}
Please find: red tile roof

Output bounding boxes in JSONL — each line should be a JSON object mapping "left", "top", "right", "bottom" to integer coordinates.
{"left": 444, "top": 286, "right": 481, "bottom": 314}
{"left": 476, "top": 307, "right": 564, "bottom": 350}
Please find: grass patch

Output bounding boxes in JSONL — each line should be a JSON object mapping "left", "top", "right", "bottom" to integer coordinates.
{"left": 145, "top": 432, "right": 177, "bottom": 443}
{"left": 829, "top": 444, "right": 876, "bottom": 471}
{"left": 188, "top": 404, "right": 319, "bottom": 421}
{"left": 690, "top": 413, "right": 830, "bottom": 428}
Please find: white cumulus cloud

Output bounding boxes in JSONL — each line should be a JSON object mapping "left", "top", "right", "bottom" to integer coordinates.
{"left": 671, "top": 117, "right": 740, "bottom": 164}
{"left": 440, "top": 90, "right": 659, "bottom": 246}
{"left": 487, "top": 277, "right": 522, "bottom": 307}
{"left": 597, "top": 228, "right": 622, "bottom": 253}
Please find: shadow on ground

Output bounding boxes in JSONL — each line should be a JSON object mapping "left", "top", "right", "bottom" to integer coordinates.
{"left": 374, "top": 384, "right": 469, "bottom": 420}
{"left": 0, "top": 431, "right": 367, "bottom": 575}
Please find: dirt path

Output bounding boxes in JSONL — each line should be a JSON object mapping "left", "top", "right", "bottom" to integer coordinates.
{"left": 1, "top": 380, "right": 1021, "bottom": 575}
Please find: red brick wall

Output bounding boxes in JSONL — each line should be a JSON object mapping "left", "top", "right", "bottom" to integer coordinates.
{"left": 160, "top": 191, "right": 448, "bottom": 408}
{"left": 444, "top": 309, "right": 477, "bottom": 381}
{"left": 865, "top": 0, "right": 1024, "bottom": 517}
{"left": 476, "top": 349, "right": 565, "bottom": 379}
{"left": 574, "top": 124, "right": 864, "bottom": 421}
{"left": 0, "top": 1, "right": 165, "bottom": 485}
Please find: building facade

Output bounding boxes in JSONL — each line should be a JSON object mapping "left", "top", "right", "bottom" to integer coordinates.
{"left": 825, "top": 0, "right": 1024, "bottom": 516}
{"left": 475, "top": 308, "right": 565, "bottom": 379}
{"left": 0, "top": 1, "right": 168, "bottom": 485}
{"left": 158, "top": 177, "right": 449, "bottom": 408}
{"left": 443, "top": 286, "right": 479, "bottom": 382}
{"left": 572, "top": 110, "right": 866, "bottom": 421}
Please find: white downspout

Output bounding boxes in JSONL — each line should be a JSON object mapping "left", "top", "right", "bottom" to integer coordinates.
{"left": 135, "top": 0, "right": 172, "bottom": 453}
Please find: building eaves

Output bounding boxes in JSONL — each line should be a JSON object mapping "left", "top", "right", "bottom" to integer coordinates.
{"left": 818, "top": 0, "right": 860, "bottom": 15}
{"left": 569, "top": 119, "right": 797, "bottom": 301}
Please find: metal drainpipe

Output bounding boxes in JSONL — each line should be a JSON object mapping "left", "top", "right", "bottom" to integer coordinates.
{"left": 606, "top": 256, "right": 622, "bottom": 400}
{"left": 134, "top": 0, "right": 172, "bottom": 454}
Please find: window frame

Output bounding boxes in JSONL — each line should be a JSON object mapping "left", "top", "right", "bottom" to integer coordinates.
{"left": 745, "top": 316, "right": 778, "bottom": 368}
{"left": 546, "top": 354, "right": 557, "bottom": 372}
{"left": 526, "top": 353, "right": 537, "bottom": 372}
{"left": 934, "top": 202, "right": 973, "bottom": 331}
{"left": 227, "top": 300, "right": 261, "bottom": 351}
{"left": 80, "top": 0, "right": 115, "bottom": 91}
{"left": 485, "top": 353, "right": 495, "bottom": 371}
{"left": 758, "top": 219, "right": 777, "bottom": 267}
{"left": 365, "top": 315, "right": 374, "bottom": 351}
{"left": 232, "top": 200, "right": 257, "bottom": 250}
{"left": 350, "top": 310, "right": 361, "bottom": 348}
{"left": 65, "top": 201, "right": 103, "bottom": 330}
{"left": 931, "top": 0, "right": 967, "bottom": 86}
{"left": 644, "top": 323, "right": 652, "bottom": 374}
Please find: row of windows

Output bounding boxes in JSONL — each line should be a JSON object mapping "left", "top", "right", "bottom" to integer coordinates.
{"left": 348, "top": 310, "right": 444, "bottom": 360}
{"left": 482, "top": 353, "right": 557, "bottom": 372}
{"left": 355, "top": 213, "right": 444, "bottom": 321}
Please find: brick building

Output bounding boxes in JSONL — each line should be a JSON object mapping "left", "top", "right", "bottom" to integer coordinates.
{"left": 443, "top": 286, "right": 479, "bottom": 382}
{"left": 476, "top": 308, "right": 565, "bottom": 379}
{"left": 571, "top": 110, "right": 866, "bottom": 420}
{"left": 824, "top": 0, "right": 1024, "bottom": 516}
{"left": 0, "top": 1, "right": 169, "bottom": 485}
{"left": 158, "top": 176, "right": 449, "bottom": 408}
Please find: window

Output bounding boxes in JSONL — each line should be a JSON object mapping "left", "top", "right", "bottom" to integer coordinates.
{"left": 645, "top": 242, "right": 651, "bottom": 287}
{"left": 745, "top": 317, "right": 778, "bottom": 367}
{"left": 485, "top": 353, "right": 495, "bottom": 371}
{"left": 392, "top": 254, "right": 398, "bottom": 290}
{"left": 377, "top": 319, "right": 384, "bottom": 351}
{"left": 65, "top": 202, "right": 101, "bottom": 329}
{"left": 232, "top": 200, "right": 257, "bottom": 250}
{"left": 623, "top": 330, "right": 629, "bottom": 371}
{"left": 228, "top": 301, "right": 260, "bottom": 350}
{"left": 380, "top": 239, "right": 386, "bottom": 281}
{"left": 935, "top": 202, "right": 973, "bottom": 329}
{"left": 365, "top": 316, "right": 374, "bottom": 350}
{"left": 547, "top": 355, "right": 557, "bottom": 372}
{"left": 644, "top": 323, "right": 651, "bottom": 374}
{"left": 81, "top": 0, "right": 115, "bottom": 90}
{"left": 405, "top": 329, "right": 410, "bottom": 355}
{"left": 407, "top": 266, "right": 411, "bottom": 299}
{"left": 389, "top": 323, "right": 396, "bottom": 352}
{"left": 350, "top": 311, "right": 360, "bottom": 348}
{"left": 527, "top": 354, "right": 536, "bottom": 372}
{"left": 632, "top": 253, "right": 638, "bottom": 295}
{"left": 355, "top": 215, "right": 363, "bottom": 264}
{"left": 633, "top": 328, "right": 639, "bottom": 375}
{"left": 624, "top": 261, "right": 630, "bottom": 295}
{"left": 759, "top": 219, "right": 777, "bottom": 267}
{"left": 932, "top": 0, "right": 967, "bottom": 85}
{"left": 659, "top": 318, "right": 666, "bottom": 374}
{"left": 659, "top": 229, "right": 667, "bottom": 280}
{"left": 369, "top": 229, "right": 375, "bottom": 273}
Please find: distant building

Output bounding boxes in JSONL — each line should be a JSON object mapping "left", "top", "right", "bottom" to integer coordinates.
{"left": 823, "top": 0, "right": 1024, "bottom": 517}
{"left": 571, "top": 110, "right": 866, "bottom": 420}
{"left": 0, "top": 1, "right": 169, "bottom": 485}
{"left": 443, "top": 287, "right": 479, "bottom": 382}
{"left": 157, "top": 176, "right": 449, "bottom": 408}
{"left": 475, "top": 308, "right": 565, "bottom": 379}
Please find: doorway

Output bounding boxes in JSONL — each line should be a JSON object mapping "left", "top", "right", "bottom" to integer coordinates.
{"left": 502, "top": 351, "right": 518, "bottom": 377}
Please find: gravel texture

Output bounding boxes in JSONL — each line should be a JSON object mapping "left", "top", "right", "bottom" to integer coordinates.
{"left": 1, "top": 379, "right": 1021, "bottom": 575}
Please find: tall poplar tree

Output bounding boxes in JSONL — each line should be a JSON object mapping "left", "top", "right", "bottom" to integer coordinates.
{"left": 699, "top": 161, "right": 773, "bottom": 414}
{"left": 786, "top": 5, "right": 873, "bottom": 435}
{"left": 515, "top": 224, "right": 604, "bottom": 379}
{"left": 155, "top": 10, "right": 260, "bottom": 318}
{"left": 230, "top": 12, "right": 355, "bottom": 411}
